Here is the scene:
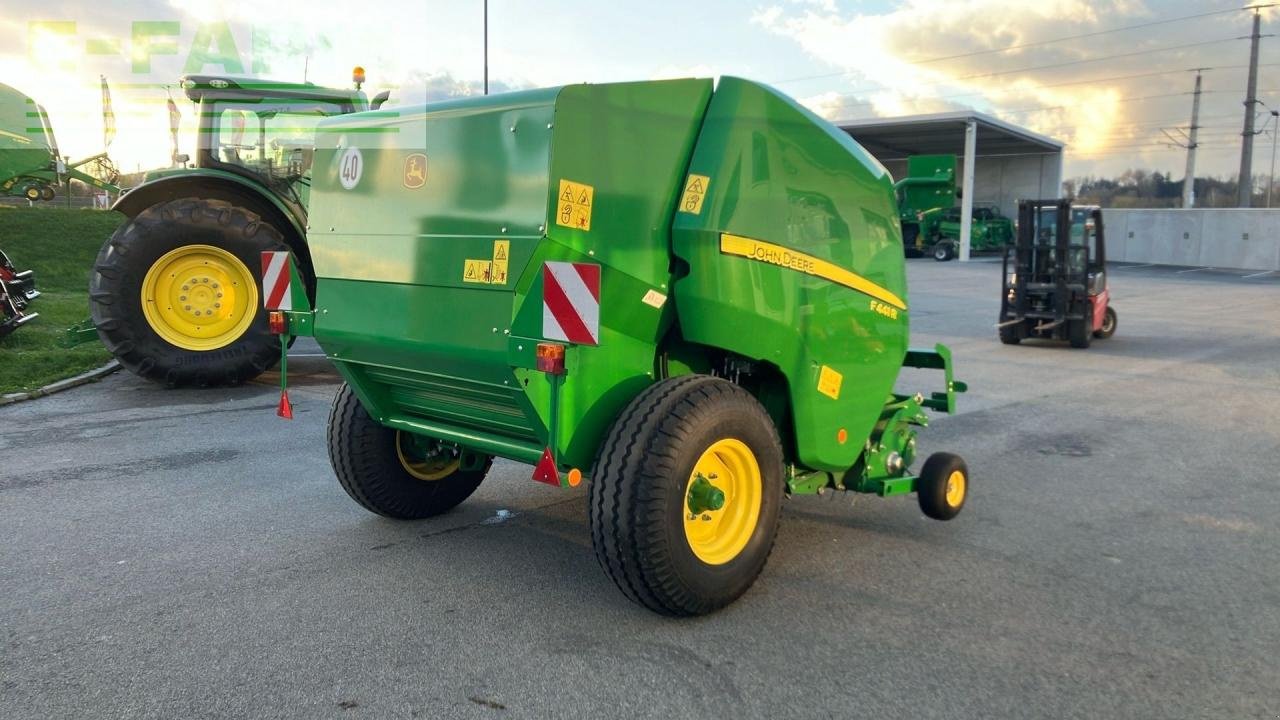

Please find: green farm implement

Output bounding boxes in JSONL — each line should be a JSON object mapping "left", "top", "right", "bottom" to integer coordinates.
{"left": 266, "top": 77, "right": 970, "bottom": 615}
{"left": 895, "top": 154, "right": 956, "bottom": 257}
{"left": 0, "top": 82, "right": 120, "bottom": 202}
{"left": 86, "top": 69, "right": 390, "bottom": 387}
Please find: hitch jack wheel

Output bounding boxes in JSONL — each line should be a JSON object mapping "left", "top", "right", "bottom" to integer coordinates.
{"left": 917, "top": 452, "right": 968, "bottom": 521}
{"left": 589, "top": 375, "right": 783, "bottom": 616}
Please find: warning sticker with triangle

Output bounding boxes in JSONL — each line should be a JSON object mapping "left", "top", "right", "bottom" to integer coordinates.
{"left": 555, "top": 179, "right": 594, "bottom": 231}
{"left": 678, "top": 173, "right": 710, "bottom": 215}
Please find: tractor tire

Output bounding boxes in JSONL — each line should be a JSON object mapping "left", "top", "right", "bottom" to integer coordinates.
{"left": 933, "top": 243, "right": 954, "bottom": 262}
{"left": 39, "top": 186, "right": 55, "bottom": 202}
{"left": 589, "top": 374, "right": 784, "bottom": 616}
{"left": 998, "top": 322, "right": 1021, "bottom": 345}
{"left": 1094, "top": 306, "right": 1117, "bottom": 339}
{"left": 89, "top": 197, "right": 288, "bottom": 387}
{"left": 327, "top": 383, "right": 490, "bottom": 520}
{"left": 1069, "top": 317, "right": 1092, "bottom": 348}
{"left": 917, "top": 451, "right": 968, "bottom": 521}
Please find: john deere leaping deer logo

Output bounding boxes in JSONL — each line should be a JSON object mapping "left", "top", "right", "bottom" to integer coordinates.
{"left": 403, "top": 153, "right": 428, "bottom": 189}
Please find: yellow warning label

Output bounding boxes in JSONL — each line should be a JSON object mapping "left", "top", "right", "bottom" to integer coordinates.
{"left": 817, "top": 365, "right": 843, "bottom": 400}
{"left": 491, "top": 240, "right": 510, "bottom": 285}
{"left": 555, "top": 179, "right": 594, "bottom": 231}
{"left": 463, "top": 259, "right": 493, "bottom": 284}
{"left": 678, "top": 174, "right": 710, "bottom": 215}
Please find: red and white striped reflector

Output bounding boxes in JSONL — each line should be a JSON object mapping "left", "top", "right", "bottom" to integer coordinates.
{"left": 542, "top": 261, "right": 600, "bottom": 346}
{"left": 261, "top": 251, "right": 292, "bottom": 310}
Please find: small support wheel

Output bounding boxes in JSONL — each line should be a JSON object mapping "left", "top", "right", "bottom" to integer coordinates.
{"left": 933, "top": 243, "right": 955, "bottom": 262}
{"left": 917, "top": 452, "right": 968, "bottom": 521}
{"left": 1094, "top": 306, "right": 1117, "bottom": 339}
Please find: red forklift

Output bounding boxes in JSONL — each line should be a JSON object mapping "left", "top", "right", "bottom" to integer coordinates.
{"left": 997, "top": 199, "right": 1116, "bottom": 348}
{"left": 0, "top": 248, "right": 38, "bottom": 339}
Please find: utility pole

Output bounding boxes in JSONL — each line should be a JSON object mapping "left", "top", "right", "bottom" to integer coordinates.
{"left": 1183, "top": 71, "right": 1203, "bottom": 208}
{"left": 1237, "top": 9, "right": 1262, "bottom": 207}
{"left": 483, "top": 0, "right": 489, "bottom": 96}
{"left": 1269, "top": 110, "right": 1279, "bottom": 208}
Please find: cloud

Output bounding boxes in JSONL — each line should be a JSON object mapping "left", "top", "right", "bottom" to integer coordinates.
{"left": 753, "top": 0, "right": 1274, "bottom": 176}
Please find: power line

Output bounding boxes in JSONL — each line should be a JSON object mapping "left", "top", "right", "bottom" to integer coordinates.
{"left": 771, "top": 5, "right": 1255, "bottom": 85}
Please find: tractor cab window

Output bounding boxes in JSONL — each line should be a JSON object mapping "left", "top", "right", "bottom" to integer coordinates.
{"left": 212, "top": 102, "right": 337, "bottom": 186}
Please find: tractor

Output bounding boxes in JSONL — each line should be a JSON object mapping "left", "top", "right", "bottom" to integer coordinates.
{"left": 998, "top": 199, "right": 1117, "bottom": 348}
{"left": 928, "top": 202, "right": 1014, "bottom": 261}
{"left": 894, "top": 154, "right": 956, "bottom": 257}
{"left": 262, "top": 77, "right": 971, "bottom": 616}
{"left": 0, "top": 82, "right": 120, "bottom": 202}
{"left": 88, "top": 69, "right": 389, "bottom": 386}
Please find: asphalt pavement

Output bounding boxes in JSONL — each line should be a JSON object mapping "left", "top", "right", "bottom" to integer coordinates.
{"left": 3, "top": 259, "right": 1278, "bottom": 719}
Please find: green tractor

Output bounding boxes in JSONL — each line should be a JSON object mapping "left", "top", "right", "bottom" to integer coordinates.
{"left": 894, "top": 154, "right": 956, "bottom": 257}
{"left": 264, "top": 77, "right": 970, "bottom": 615}
{"left": 927, "top": 202, "right": 1014, "bottom": 261}
{"left": 89, "top": 69, "right": 390, "bottom": 386}
{"left": 0, "top": 82, "right": 120, "bottom": 202}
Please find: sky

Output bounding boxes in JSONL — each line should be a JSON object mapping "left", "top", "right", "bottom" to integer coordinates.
{"left": 0, "top": 0, "right": 1276, "bottom": 181}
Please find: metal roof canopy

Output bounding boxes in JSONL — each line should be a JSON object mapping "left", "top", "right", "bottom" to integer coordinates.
{"left": 836, "top": 111, "right": 1064, "bottom": 261}
{"left": 835, "top": 111, "right": 1063, "bottom": 161}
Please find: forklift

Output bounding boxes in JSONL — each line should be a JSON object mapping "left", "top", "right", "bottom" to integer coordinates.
{"left": 997, "top": 199, "right": 1116, "bottom": 348}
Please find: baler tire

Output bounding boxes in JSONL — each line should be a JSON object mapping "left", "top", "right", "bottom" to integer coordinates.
{"left": 89, "top": 197, "right": 288, "bottom": 387}
{"left": 933, "top": 243, "right": 954, "bottom": 262}
{"left": 40, "top": 187, "right": 55, "bottom": 202}
{"left": 327, "top": 383, "right": 490, "bottom": 520}
{"left": 1094, "top": 306, "right": 1117, "bottom": 339}
{"left": 23, "top": 185, "right": 40, "bottom": 202}
{"left": 1069, "top": 317, "right": 1092, "bottom": 348}
{"left": 917, "top": 452, "right": 968, "bottom": 521}
{"left": 998, "top": 323, "right": 1021, "bottom": 345}
{"left": 589, "top": 375, "right": 784, "bottom": 616}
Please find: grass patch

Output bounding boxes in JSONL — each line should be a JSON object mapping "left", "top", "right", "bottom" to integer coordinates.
{"left": 1, "top": 206, "right": 124, "bottom": 394}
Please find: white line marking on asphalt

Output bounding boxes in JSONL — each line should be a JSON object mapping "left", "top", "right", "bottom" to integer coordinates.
{"left": 1175, "top": 266, "right": 1212, "bottom": 274}
{"left": 1243, "top": 270, "right": 1275, "bottom": 279}
{"left": 1114, "top": 263, "right": 1156, "bottom": 270}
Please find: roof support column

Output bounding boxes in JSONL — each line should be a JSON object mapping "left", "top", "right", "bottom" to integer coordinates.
{"left": 959, "top": 119, "right": 976, "bottom": 262}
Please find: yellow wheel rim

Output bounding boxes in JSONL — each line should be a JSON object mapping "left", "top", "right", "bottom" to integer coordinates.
{"left": 683, "top": 438, "right": 762, "bottom": 566}
{"left": 945, "top": 469, "right": 966, "bottom": 507}
{"left": 395, "top": 431, "right": 460, "bottom": 481}
{"left": 140, "top": 244, "right": 258, "bottom": 351}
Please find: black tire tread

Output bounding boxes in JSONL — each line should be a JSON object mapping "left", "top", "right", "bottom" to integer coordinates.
{"left": 327, "top": 384, "right": 488, "bottom": 520}
{"left": 89, "top": 197, "right": 289, "bottom": 387}
{"left": 589, "top": 375, "right": 783, "bottom": 616}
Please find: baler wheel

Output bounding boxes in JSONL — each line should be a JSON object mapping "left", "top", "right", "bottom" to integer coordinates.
{"left": 327, "top": 384, "right": 490, "bottom": 520}
{"left": 39, "top": 186, "right": 54, "bottom": 202}
{"left": 90, "top": 197, "right": 287, "bottom": 386}
{"left": 589, "top": 375, "right": 783, "bottom": 616}
{"left": 23, "top": 185, "right": 40, "bottom": 202}
{"left": 917, "top": 452, "right": 968, "bottom": 521}
{"left": 1094, "top": 306, "right": 1117, "bottom": 339}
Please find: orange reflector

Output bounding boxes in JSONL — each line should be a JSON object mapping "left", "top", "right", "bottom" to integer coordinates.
{"left": 567, "top": 468, "right": 582, "bottom": 487}
{"left": 837, "top": 428, "right": 848, "bottom": 444}
{"left": 268, "top": 310, "right": 286, "bottom": 335}
{"left": 352, "top": 66, "right": 366, "bottom": 84}
{"left": 536, "top": 342, "right": 566, "bottom": 375}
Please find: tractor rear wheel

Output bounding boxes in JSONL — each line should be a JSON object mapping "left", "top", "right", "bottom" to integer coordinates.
{"left": 90, "top": 197, "right": 288, "bottom": 387}
{"left": 1094, "top": 306, "right": 1117, "bottom": 339}
{"left": 327, "top": 383, "right": 490, "bottom": 519}
{"left": 1069, "top": 317, "right": 1092, "bottom": 348}
{"left": 589, "top": 375, "right": 784, "bottom": 616}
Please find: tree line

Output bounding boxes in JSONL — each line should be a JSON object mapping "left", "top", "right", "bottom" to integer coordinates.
{"left": 1064, "top": 170, "right": 1279, "bottom": 208}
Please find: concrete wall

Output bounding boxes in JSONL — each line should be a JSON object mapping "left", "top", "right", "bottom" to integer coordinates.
{"left": 1103, "top": 209, "right": 1280, "bottom": 271}
{"left": 881, "top": 153, "right": 1061, "bottom": 218}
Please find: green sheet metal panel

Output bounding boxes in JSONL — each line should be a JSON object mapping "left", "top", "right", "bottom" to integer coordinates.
{"left": 306, "top": 80, "right": 712, "bottom": 469}
{"left": 0, "top": 83, "right": 55, "bottom": 187}
{"left": 671, "top": 77, "right": 909, "bottom": 473}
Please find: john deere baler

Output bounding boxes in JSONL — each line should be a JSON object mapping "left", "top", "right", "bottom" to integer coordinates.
{"left": 267, "top": 77, "right": 969, "bottom": 615}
